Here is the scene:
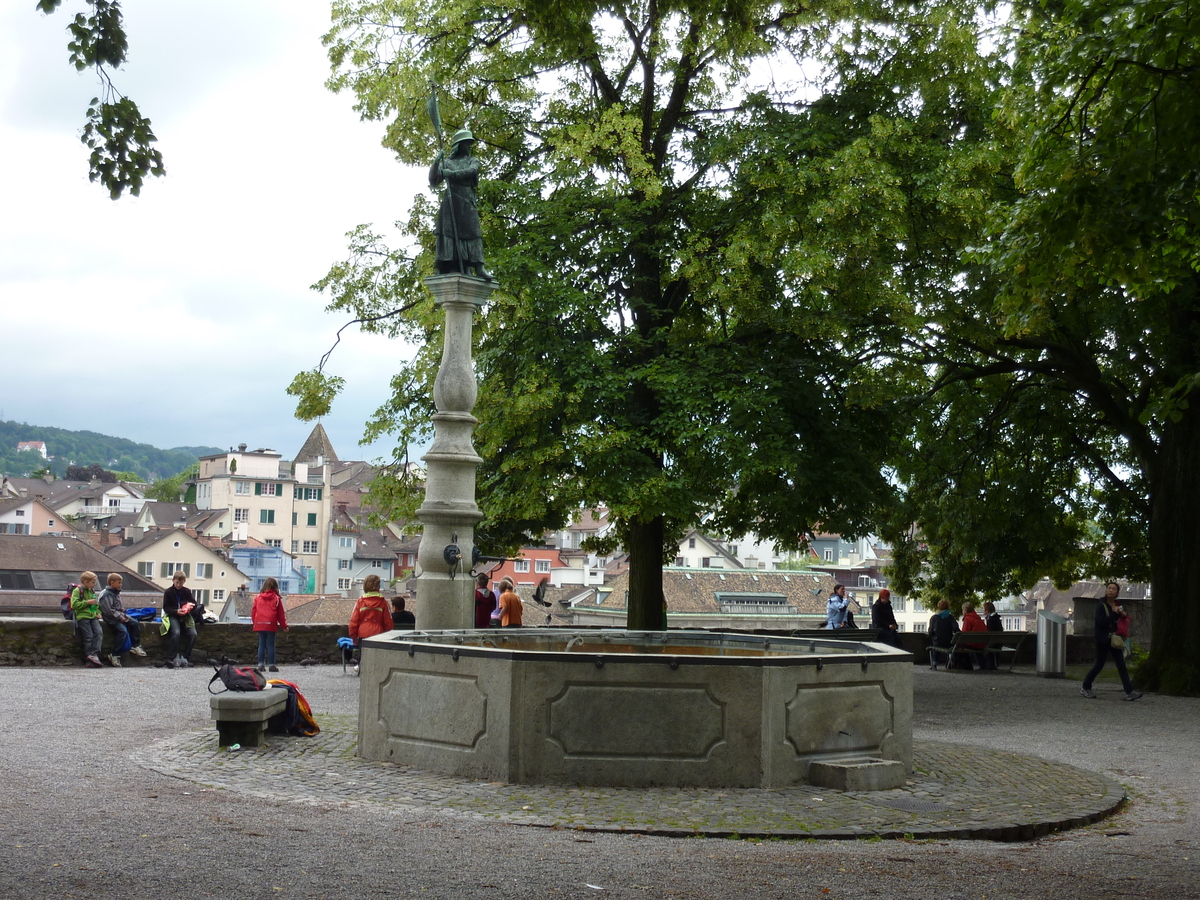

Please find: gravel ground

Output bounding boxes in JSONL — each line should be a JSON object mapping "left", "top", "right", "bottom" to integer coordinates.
{"left": 1, "top": 663, "right": 1197, "bottom": 899}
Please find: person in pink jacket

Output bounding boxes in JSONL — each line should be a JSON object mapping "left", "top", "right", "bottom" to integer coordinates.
{"left": 251, "top": 577, "right": 288, "bottom": 673}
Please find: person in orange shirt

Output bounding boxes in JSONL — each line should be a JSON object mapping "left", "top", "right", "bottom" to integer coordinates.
{"left": 348, "top": 575, "right": 394, "bottom": 671}
{"left": 497, "top": 577, "right": 523, "bottom": 627}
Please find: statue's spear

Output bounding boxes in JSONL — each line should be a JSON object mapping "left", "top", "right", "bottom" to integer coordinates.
{"left": 426, "top": 86, "right": 463, "bottom": 274}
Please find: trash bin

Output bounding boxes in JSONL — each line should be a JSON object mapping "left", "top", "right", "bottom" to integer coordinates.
{"left": 1037, "top": 610, "right": 1067, "bottom": 678}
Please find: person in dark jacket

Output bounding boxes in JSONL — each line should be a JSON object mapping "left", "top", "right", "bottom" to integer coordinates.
{"left": 928, "top": 600, "right": 960, "bottom": 670}
{"left": 474, "top": 572, "right": 497, "bottom": 628}
{"left": 390, "top": 596, "right": 416, "bottom": 629}
{"left": 1081, "top": 582, "right": 1142, "bottom": 700}
{"left": 97, "top": 573, "right": 147, "bottom": 666}
{"left": 162, "top": 571, "right": 198, "bottom": 669}
{"left": 983, "top": 601, "right": 1003, "bottom": 632}
{"left": 870, "top": 590, "right": 903, "bottom": 648}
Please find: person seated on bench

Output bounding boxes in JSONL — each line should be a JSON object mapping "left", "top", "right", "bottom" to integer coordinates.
{"left": 960, "top": 601, "right": 988, "bottom": 670}
{"left": 928, "top": 600, "right": 960, "bottom": 670}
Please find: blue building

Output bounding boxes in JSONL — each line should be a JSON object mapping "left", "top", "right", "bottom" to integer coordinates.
{"left": 228, "top": 542, "right": 306, "bottom": 595}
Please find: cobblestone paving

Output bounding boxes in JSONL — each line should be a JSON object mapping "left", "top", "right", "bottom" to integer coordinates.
{"left": 133, "top": 715, "right": 1125, "bottom": 841}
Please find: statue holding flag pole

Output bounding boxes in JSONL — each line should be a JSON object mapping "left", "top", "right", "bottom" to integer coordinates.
{"left": 427, "top": 89, "right": 490, "bottom": 279}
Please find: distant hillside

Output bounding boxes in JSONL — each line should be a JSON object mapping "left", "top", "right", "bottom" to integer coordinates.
{"left": 0, "top": 421, "right": 222, "bottom": 482}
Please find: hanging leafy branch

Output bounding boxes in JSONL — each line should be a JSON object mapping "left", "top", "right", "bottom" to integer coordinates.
{"left": 38, "top": 0, "right": 165, "bottom": 198}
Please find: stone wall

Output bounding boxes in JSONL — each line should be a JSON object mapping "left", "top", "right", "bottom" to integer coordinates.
{"left": 0, "top": 618, "right": 1105, "bottom": 667}
{"left": 0, "top": 618, "right": 347, "bottom": 667}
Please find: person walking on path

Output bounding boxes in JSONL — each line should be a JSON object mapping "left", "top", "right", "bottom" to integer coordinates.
{"left": 96, "top": 573, "right": 146, "bottom": 667}
{"left": 1081, "top": 582, "right": 1142, "bottom": 700}
{"left": 497, "top": 578, "right": 523, "bottom": 628}
{"left": 161, "top": 571, "right": 198, "bottom": 668}
{"left": 870, "top": 590, "right": 903, "bottom": 648}
{"left": 826, "top": 584, "right": 850, "bottom": 629}
{"left": 252, "top": 577, "right": 289, "bottom": 673}
{"left": 71, "top": 571, "right": 103, "bottom": 668}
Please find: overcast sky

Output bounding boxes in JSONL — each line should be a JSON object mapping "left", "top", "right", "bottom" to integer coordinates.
{"left": 0, "top": 1, "right": 430, "bottom": 464}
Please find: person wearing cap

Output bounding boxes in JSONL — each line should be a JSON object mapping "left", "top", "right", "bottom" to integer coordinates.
{"left": 429, "top": 128, "right": 490, "bottom": 278}
{"left": 870, "top": 589, "right": 903, "bottom": 648}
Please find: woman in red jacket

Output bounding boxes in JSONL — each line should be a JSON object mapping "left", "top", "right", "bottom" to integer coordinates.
{"left": 960, "top": 601, "right": 988, "bottom": 671}
{"left": 251, "top": 577, "right": 288, "bottom": 673}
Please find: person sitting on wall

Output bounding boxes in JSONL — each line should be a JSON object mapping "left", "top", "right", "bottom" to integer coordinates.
{"left": 97, "top": 573, "right": 147, "bottom": 666}
{"left": 161, "top": 571, "right": 198, "bottom": 669}
{"left": 390, "top": 595, "right": 416, "bottom": 629}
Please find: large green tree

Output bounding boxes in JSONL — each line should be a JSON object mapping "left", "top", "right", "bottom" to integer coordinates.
{"left": 304, "top": 0, "right": 1004, "bottom": 626}
{"left": 887, "top": 0, "right": 1200, "bottom": 692}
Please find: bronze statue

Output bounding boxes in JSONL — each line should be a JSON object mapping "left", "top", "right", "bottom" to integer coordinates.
{"left": 429, "top": 128, "right": 490, "bottom": 279}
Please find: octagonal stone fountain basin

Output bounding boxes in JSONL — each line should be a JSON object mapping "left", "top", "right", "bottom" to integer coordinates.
{"left": 357, "top": 629, "right": 912, "bottom": 789}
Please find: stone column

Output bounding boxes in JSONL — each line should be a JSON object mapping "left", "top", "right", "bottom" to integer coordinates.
{"left": 415, "top": 274, "right": 495, "bottom": 630}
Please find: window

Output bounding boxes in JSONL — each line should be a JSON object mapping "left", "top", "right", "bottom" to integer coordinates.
{"left": 337, "top": 578, "right": 351, "bottom": 590}
{"left": 307, "top": 513, "right": 317, "bottom": 527}
{"left": 292, "top": 512, "right": 298, "bottom": 526}
{"left": 195, "top": 589, "right": 210, "bottom": 603}
{"left": 234, "top": 508, "right": 249, "bottom": 523}
{"left": 160, "top": 562, "right": 190, "bottom": 577}
{"left": 260, "top": 509, "right": 275, "bottom": 524}
{"left": 235, "top": 482, "right": 252, "bottom": 495}
{"left": 514, "top": 559, "right": 530, "bottom": 573}
{"left": 338, "top": 559, "right": 350, "bottom": 570}
{"left": 688, "top": 537, "right": 696, "bottom": 549}
{"left": 674, "top": 557, "right": 685, "bottom": 567}
{"left": 291, "top": 541, "right": 299, "bottom": 553}
{"left": 254, "top": 482, "right": 281, "bottom": 496}
{"left": 339, "top": 537, "right": 354, "bottom": 548}
{"left": 295, "top": 486, "right": 323, "bottom": 501}
{"left": 15, "top": 509, "right": 24, "bottom": 517}
{"left": 137, "top": 562, "right": 154, "bottom": 577}
{"left": 302, "top": 540, "right": 319, "bottom": 554}
{"left": 265, "top": 539, "right": 282, "bottom": 549}
{"left": 48, "top": 519, "right": 54, "bottom": 527}
{"left": 195, "top": 563, "right": 213, "bottom": 579}
{"left": 535, "top": 559, "right": 551, "bottom": 573}
{"left": 912, "top": 622, "right": 927, "bottom": 633}
{"left": 108, "top": 498, "right": 120, "bottom": 507}
{"left": 213, "top": 589, "right": 225, "bottom": 601}
{"left": 372, "top": 559, "right": 388, "bottom": 569}
{"left": 0, "top": 523, "right": 30, "bottom": 534}
{"left": 859, "top": 575, "right": 872, "bottom": 587}
{"left": 823, "top": 549, "right": 833, "bottom": 562}
{"left": 702, "top": 557, "right": 711, "bottom": 568}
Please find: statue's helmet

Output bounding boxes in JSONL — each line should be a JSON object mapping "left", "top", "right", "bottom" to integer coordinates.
{"left": 451, "top": 128, "right": 475, "bottom": 147}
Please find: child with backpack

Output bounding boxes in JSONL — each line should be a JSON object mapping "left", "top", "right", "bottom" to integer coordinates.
{"left": 347, "top": 574, "right": 394, "bottom": 674}
{"left": 251, "top": 577, "right": 288, "bottom": 673}
{"left": 71, "top": 571, "right": 103, "bottom": 668}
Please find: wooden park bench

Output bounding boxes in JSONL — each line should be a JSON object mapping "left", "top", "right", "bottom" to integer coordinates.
{"left": 933, "top": 631, "right": 1031, "bottom": 672}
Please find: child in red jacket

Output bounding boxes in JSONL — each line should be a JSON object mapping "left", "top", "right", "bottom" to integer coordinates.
{"left": 348, "top": 575, "right": 393, "bottom": 673}
{"left": 251, "top": 577, "right": 288, "bottom": 673}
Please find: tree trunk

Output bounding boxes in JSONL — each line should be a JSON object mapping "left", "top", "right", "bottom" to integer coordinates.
{"left": 625, "top": 515, "right": 666, "bottom": 631}
{"left": 1144, "top": 402, "right": 1200, "bottom": 694}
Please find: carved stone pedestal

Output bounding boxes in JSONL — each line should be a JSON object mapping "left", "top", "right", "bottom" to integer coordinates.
{"left": 414, "top": 274, "right": 496, "bottom": 630}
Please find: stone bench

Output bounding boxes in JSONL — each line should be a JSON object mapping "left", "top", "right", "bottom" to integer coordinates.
{"left": 209, "top": 687, "right": 288, "bottom": 747}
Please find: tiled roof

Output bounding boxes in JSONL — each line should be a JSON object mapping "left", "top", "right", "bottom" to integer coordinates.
{"left": 294, "top": 423, "right": 339, "bottom": 465}
{"left": 594, "top": 569, "right": 835, "bottom": 614}
{"left": 0, "top": 534, "right": 160, "bottom": 592}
